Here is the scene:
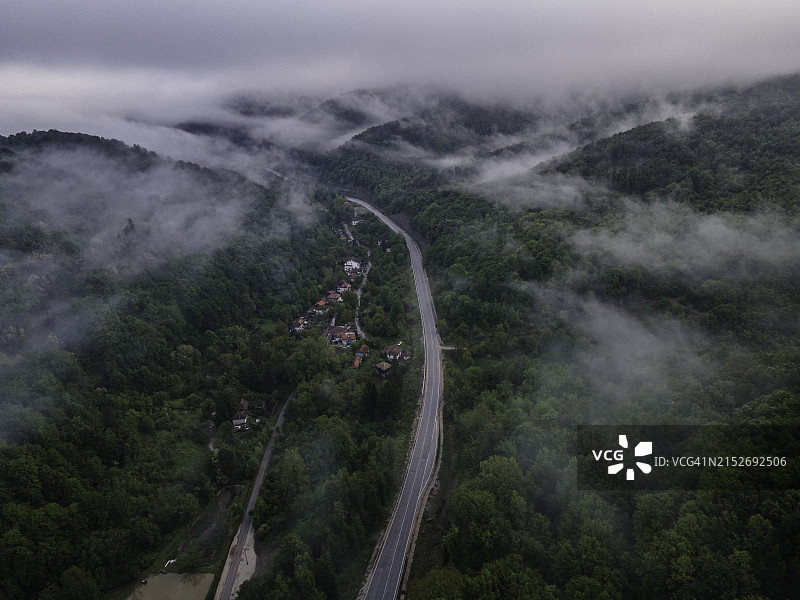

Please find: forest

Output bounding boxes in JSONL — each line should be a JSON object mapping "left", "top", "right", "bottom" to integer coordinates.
{"left": 0, "top": 133, "right": 420, "bottom": 599}
{"left": 1, "top": 73, "right": 799, "bottom": 600}
{"left": 309, "top": 75, "right": 800, "bottom": 599}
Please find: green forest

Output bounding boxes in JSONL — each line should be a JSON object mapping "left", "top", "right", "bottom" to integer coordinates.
{"left": 311, "top": 75, "right": 800, "bottom": 599}
{"left": 2, "top": 74, "right": 800, "bottom": 600}
{"left": 0, "top": 133, "right": 420, "bottom": 599}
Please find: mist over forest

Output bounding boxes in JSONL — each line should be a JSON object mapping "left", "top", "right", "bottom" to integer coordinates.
{"left": 2, "top": 54, "right": 800, "bottom": 600}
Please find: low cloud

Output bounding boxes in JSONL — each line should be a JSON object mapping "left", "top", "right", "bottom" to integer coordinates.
{"left": 4, "top": 2, "right": 800, "bottom": 162}
{"left": 3, "top": 1, "right": 800, "bottom": 102}
{"left": 4, "top": 147, "right": 250, "bottom": 269}
{"left": 518, "top": 279, "right": 710, "bottom": 423}
{"left": 572, "top": 200, "right": 800, "bottom": 284}
{"left": 464, "top": 92, "right": 724, "bottom": 207}
{"left": 0, "top": 142, "right": 285, "bottom": 368}
{"left": 475, "top": 171, "right": 602, "bottom": 211}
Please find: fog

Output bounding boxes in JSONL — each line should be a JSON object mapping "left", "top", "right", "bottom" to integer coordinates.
{"left": 572, "top": 200, "right": 800, "bottom": 285}
{"left": 4, "top": 1, "right": 800, "bottom": 99}
{"left": 3, "top": 147, "right": 253, "bottom": 267}
{"left": 2, "top": 0, "right": 800, "bottom": 441}
{"left": 520, "top": 277, "right": 711, "bottom": 424}
{"left": 463, "top": 90, "right": 726, "bottom": 203}
{"left": 3, "top": 1, "right": 800, "bottom": 159}
{"left": 0, "top": 142, "right": 287, "bottom": 367}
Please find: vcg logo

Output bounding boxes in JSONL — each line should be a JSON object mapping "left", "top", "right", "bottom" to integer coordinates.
{"left": 592, "top": 434, "right": 653, "bottom": 480}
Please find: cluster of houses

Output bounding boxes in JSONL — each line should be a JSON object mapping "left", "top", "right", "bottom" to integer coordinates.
{"left": 286, "top": 256, "right": 411, "bottom": 380}
{"left": 325, "top": 322, "right": 358, "bottom": 347}
{"left": 232, "top": 398, "right": 267, "bottom": 431}
{"left": 291, "top": 278, "right": 354, "bottom": 333}
{"left": 351, "top": 345, "right": 403, "bottom": 378}
{"left": 291, "top": 259, "right": 366, "bottom": 331}
{"left": 291, "top": 259, "right": 365, "bottom": 334}
{"left": 370, "top": 345, "right": 412, "bottom": 378}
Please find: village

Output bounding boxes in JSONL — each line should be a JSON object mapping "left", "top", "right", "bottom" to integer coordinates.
{"left": 289, "top": 255, "right": 410, "bottom": 372}
{"left": 232, "top": 214, "right": 411, "bottom": 431}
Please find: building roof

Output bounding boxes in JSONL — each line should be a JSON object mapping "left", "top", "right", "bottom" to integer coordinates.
{"left": 375, "top": 361, "right": 392, "bottom": 372}
{"left": 351, "top": 356, "right": 362, "bottom": 369}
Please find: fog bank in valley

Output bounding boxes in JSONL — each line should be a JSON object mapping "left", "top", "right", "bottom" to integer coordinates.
{"left": 572, "top": 200, "right": 800, "bottom": 285}
{"left": 0, "top": 141, "right": 284, "bottom": 367}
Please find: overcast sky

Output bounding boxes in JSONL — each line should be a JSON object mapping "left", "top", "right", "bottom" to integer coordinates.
{"left": 2, "top": 0, "right": 800, "bottom": 142}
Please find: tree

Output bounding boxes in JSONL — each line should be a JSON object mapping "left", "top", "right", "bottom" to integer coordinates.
{"left": 286, "top": 338, "right": 339, "bottom": 384}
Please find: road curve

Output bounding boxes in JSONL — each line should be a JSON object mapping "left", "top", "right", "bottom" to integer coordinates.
{"left": 347, "top": 197, "right": 443, "bottom": 600}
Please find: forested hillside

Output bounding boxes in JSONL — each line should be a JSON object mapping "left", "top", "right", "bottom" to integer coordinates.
{"left": 550, "top": 74, "right": 800, "bottom": 211}
{"left": 0, "top": 132, "right": 418, "bottom": 599}
{"left": 307, "top": 75, "right": 800, "bottom": 599}
{"left": 2, "top": 73, "right": 800, "bottom": 600}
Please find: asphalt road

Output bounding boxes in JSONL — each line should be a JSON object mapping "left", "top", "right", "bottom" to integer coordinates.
{"left": 347, "top": 197, "right": 443, "bottom": 600}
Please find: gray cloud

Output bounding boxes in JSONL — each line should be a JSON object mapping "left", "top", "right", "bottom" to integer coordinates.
{"left": 3, "top": 1, "right": 800, "bottom": 152}
{"left": 0, "top": 143, "right": 277, "bottom": 363}
{"left": 4, "top": 147, "right": 248, "bottom": 267}
{"left": 3, "top": 1, "right": 799, "bottom": 93}
{"left": 523, "top": 281, "right": 710, "bottom": 421}
{"left": 572, "top": 200, "right": 800, "bottom": 284}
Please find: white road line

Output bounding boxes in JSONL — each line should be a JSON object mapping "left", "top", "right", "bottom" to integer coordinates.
{"left": 349, "top": 197, "right": 443, "bottom": 600}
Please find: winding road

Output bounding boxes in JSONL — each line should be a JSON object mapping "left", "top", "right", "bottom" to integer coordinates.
{"left": 347, "top": 197, "right": 443, "bottom": 600}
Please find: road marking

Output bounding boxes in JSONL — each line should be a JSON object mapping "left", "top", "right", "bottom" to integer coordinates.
{"left": 349, "top": 198, "right": 442, "bottom": 600}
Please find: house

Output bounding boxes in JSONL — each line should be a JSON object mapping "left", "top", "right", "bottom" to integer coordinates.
{"left": 325, "top": 325, "right": 347, "bottom": 343}
{"left": 351, "top": 355, "right": 362, "bottom": 369}
{"left": 342, "top": 332, "right": 357, "bottom": 346}
{"left": 355, "top": 344, "right": 370, "bottom": 358}
{"left": 375, "top": 361, "right": 392, "bottom": 378}
{"left": 291, "top": 317, "right": 307, "bottom": 332}
{"left": 249, "top": 400, "right": 267, "bottom": 411}
{"left": 232, "top": 411, "right": 248, "bottom": 427}
{"left": 313, "top": 300, "right": 327, "bottom": 314}
{"left": 326, "top": 292, "right": 342, "bottom": 303}
{"left": 337, "top": 281, "right": 352, "bottom": 294}
{"left": 344, "top": 259, "right": 361, "bottom": 274}
{"left": 385, "top": 346, "right": 403, "bottom": 361}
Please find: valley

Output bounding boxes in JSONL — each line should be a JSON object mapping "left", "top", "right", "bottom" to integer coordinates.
{"left": 2, "top": 74, "right": 800, "bottom": 600}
